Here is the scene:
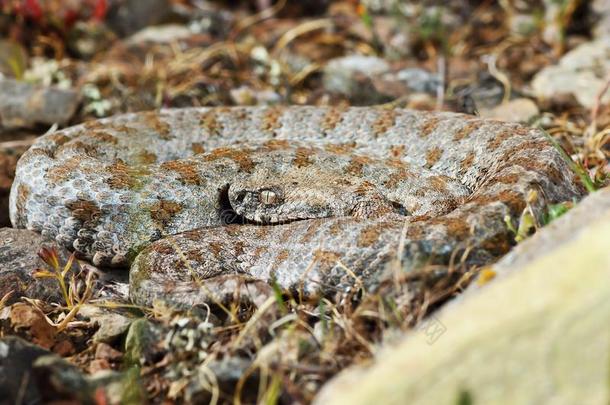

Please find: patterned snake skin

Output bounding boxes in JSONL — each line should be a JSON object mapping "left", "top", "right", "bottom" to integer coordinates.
{"left": 9, "top": 107, "right": 584, "bottom": 306}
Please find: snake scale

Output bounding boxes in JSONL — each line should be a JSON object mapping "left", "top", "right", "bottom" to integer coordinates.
{"left": 9, "top": 107, "right": 584, "bottom": 306}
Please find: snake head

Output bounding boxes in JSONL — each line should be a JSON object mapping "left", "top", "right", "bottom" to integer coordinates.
{"left": 228, "top": 184, "right": 289, "bottom": 223}
{"left": 228, "top": 169, "right": 397, "bottom": 224}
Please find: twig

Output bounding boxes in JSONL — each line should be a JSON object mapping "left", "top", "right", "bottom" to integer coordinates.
{"left": 0, "top": 138, "right": 36, "bottom": 150}
{"left": 482, "top": 54, "right": 511, "bottom": 104}
{"left": 435, "top": 55, "right": 447, "bottom": 111}
{"left": 588, "top": 72, "right": 610, "bottom": 136}
{"left": 273, "top": 18, "right": 333, "bottom": 55}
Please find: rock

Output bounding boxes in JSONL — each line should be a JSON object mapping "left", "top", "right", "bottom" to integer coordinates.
{"left": 452, "top": 73, "right": 507, "bottom": 111}
{"left": 392, "top": 68, "right": 441, "bottom": 94}
{"left": 33, "top": 350, "right": 136, "bottom": 404}
{"left": 0, "top": 228, "right": 75, "bottom": 305}
{"left": 105, "top": 0, "right": 173, "bottom": 37}
{"left": 91, "top": 367, "right": 145, "bottom": 404}
{"left": 0, "top": 79, "right": 80, "bottom": 130}
{"left": 322, "top": 55, "right": 392, "bottom": 105}
{"left": 124, "top": 318, "right": 162, "bottom": 366}
{"left": 479, "top": 98, "right": 540, "bottom": 123}
{"left": 0, "top": 138, "right": 33, "bottom": 227}
{"left": 315, "top": 187, "right": 610, "bottom": 405}
{"left": 32, "top": 354, "right": 95, "bottom": 401}
{"left": 90, "top": 342, "right": 123, "bottom": 374}
{"left": 0, "top": 336, "right": 133, "bottom": 404}
{"left": 531, "top": 37, "right": 610, "bottom": 108}
{"left": 369, "top": 68, "right": 441, "bottom": 101}
{"left": 592, "top": 0, "right": 610, "bottom": 38}
{"left": 184, "top": 356, "right": 255, "bottom": 403}
{"left": 0, "top": 336, "right": 50, "bottom": 405}
{"left": 92, "top": 312, "right": 134, "bottom": 344}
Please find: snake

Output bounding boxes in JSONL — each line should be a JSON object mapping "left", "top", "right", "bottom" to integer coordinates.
{"left": 8, "top": 106, "right": 584, "bottom": 306}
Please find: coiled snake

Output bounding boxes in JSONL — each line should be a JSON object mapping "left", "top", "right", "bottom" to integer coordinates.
{"left": 9, "top": 107, "right": 584, "bottom": 306}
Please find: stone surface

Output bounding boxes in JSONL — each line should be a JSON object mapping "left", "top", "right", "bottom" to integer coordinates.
{"left": 0, "top": 336, "right": 50, "bottom": 405}
{"left": 0, "top": 138, "right": 33, "bottom": 227}
{"left": 531, "top": 37, "right": 610, "bottom": 108}
{"left": 0, "top": 228, "right": 74, "bottom": 304}
{"left": 0, "top": 336, "right": 135, "bottom": 404}
{"left": 0, "top": 79, "right": 80, "bottom": 130}
{"left": 315, "top": 187, "right": 610, "bottom": 405}
{"left": 105, "top": 0, "right": 173, "bottom": 37}
{"left": 184, "top": 356, "right": 255, "bottom": 403}
{"left": 124, "top": 318, "right": 162, "bottom": 366}
{"left": 92, "top": 312, "right": 134, "bottom": 344}
{"left": 322, "top": 55, "right": 391, "bottom": 104}
{"left": 369, "top": 68, "right": 442, "bottom": 100}
{"left": 480, "top": 98, "right": 540, "bottom": 123}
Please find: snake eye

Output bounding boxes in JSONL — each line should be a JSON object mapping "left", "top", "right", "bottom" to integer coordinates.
{"left": 259, "top": 189, "right": 278, "bottom": 205}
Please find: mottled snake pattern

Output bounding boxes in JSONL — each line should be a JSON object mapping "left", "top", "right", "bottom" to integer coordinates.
{"left": 9, "top": 107, "right": 584, "bottom": 306}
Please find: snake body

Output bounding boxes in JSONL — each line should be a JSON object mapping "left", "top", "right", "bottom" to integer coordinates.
{"left": 9, "top": 107, "right": 584, "bottom": 306}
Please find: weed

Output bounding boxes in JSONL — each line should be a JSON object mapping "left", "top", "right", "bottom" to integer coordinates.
{"left": 32, "top": 246, "right": 97, "bottom": 330}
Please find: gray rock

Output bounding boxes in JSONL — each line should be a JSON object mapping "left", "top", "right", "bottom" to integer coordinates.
{"left": 32, "top": 354, "right": 95, "bottom": 401}
{"left": 392, "top": 68, "right": 441, "bottom": 94}
{"left": 0, "top": 79, "right": 79, "bottom": 130}
{"left": 0, "top": 228, "right": 74, "bottom": 304}
{"left": 105, "top": 0, "right": 173, "bottom": 37}
{"left": 531, "top": 37, "right": 610, "bottom": 108}
{"left": 124, "top": 318, "right": 162, "bottom": 366}
{"left": 322, "top": 55, "right": 391, "bottom": 105}
{"left": 0, "top": 336, "right": 137, "bottom": 404}
{"left": 34, "top": 354, "right": 138, "bottom": 404}
{"left": 184, "top": 356, "right": 255, "bottom": 404}
{"left": 0, "top": 336, "right": 50, "bottom": 405}
{"left": 92, "top": 312, "right": 134, "bottom": 344}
